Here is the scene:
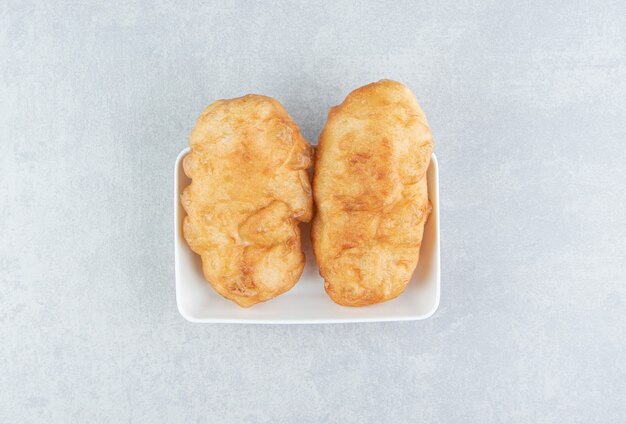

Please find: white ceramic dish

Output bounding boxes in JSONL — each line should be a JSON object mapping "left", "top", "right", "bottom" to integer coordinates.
{"left": 174, "top": 147, "right": 440, "bottom": 324}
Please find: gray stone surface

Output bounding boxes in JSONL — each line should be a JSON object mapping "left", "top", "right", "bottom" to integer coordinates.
{"left": 1, "top": 1, "right": 625, "bottom": 422}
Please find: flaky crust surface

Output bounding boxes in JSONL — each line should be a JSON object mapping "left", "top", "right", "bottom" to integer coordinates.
{"left": 311, "top": 80, "right": 433, "bottom": 306}
{"left": 182, "top": 95, "right": 313, "bottom": 307}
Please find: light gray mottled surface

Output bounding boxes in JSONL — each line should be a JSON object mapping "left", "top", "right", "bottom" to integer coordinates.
{"left": 1, "top": 1, "right": 625, "bottom": 422}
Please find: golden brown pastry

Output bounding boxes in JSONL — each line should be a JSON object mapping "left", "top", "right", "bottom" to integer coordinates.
{"left": 311, "top": 80, "right": 433, "bottom": 306}
{"left": 182, "top": 95, "right": 313, "bottom": 307}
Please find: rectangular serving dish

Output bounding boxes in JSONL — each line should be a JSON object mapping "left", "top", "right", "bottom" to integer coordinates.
{"left": 174, "top": 147, "right": 440, "bottom": 324}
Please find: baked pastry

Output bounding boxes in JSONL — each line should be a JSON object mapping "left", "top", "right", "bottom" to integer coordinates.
{"left": 182, "top": 95, "right": 313, "bottom": 307}
{"left": 311, "top": 80, "right": 433, "bottom": 306}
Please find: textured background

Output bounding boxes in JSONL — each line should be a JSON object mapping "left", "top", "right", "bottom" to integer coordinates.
{"left": 1, "top": 1, "right": 625, "bottom": 422}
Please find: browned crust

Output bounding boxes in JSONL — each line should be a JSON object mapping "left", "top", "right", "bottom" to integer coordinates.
{"left": 311, "top": 80, "right": 433, "bottom": 307}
